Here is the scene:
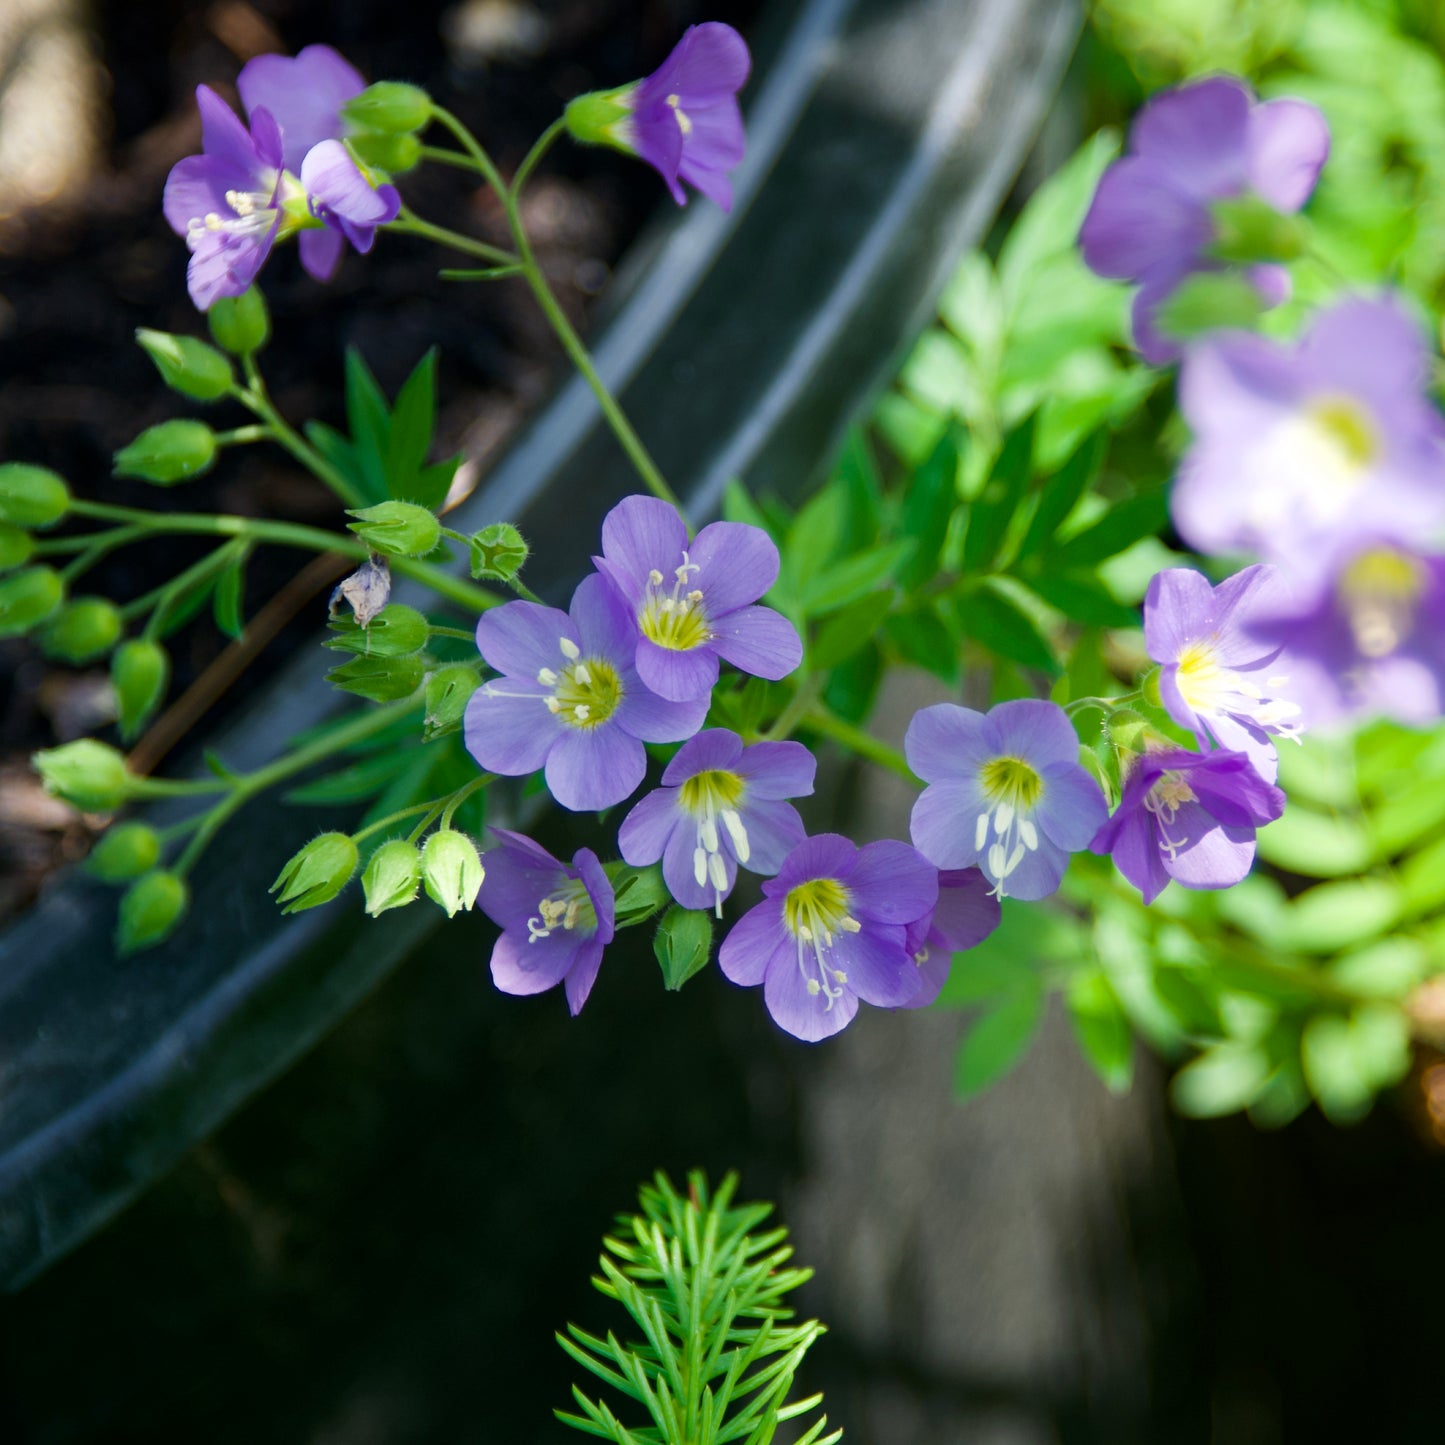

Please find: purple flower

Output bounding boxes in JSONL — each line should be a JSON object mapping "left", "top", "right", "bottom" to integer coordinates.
{"left": 594, "top": 496, "right": 802, "bottom": 702}
{"left": 718, "top": 833, "right": 938, "bottom": 1042}
{"left": 898, "top": 868, "right": 1001, "bottom": 1010}
{"left": 1145, "top": 565, "right": 1303, "bottom": 782}
{"left": 621, "top": 23, "right": 749, "bottom": 210}
{"left": 1090, "top": 747, "right": 1285, "bottom": 904}
{"left": 1171, "top": 295, "right": 1445, "bottom": 586}
{"left": 1243, "top": 544, "right": 1445, "bottom": 726}
{"left": 477, "top": 829, "right": 615, "bottom": 1015}
{"left": 618, "top": 728, "right": 814, "bottom": 913}
{"left": 163, "top": 87, "right": 293, "bottom": 311}
{"left": 464, "top": 573, "right": 708, "bottom": 812}
{"left": 906, "top": 699, "right": 1107, "bottom": 900}
{"left": 1080, "top": 75, "right": 1328, "bottom": 363}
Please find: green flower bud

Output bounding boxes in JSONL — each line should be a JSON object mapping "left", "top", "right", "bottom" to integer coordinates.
{"left": 342, "top": 80, "right": 432, "bottom": 134}
{"left": 421, "top": 830, "right": 484, "bottom": 917}
{"left": 563, "top": 87, "right": 636, "bottom": 152}
{"left": 117, "top": 869, "right": 190, "bottom": 955}
{"left": 270, "top": 831, "right": 359, "bottom": 914}
{"left": 653, "top": 904, "right": 713, "bottom": 991}
{"left": 1106, "top": 707, "right": 1149, "bottom": 756}
{"left": 362, "top": 838, "right": 423, "bottom": 916}
{"left": 1154, "top": 273, "right": 1264, "bottom": 347}
{"left": 135, "top": 328, "right": 235, "bottom": 401}
{"left": 89, "top": 821, "right": 163, "bottom": 882}
{"left": 0, "top": 523, "right": 34, "bottom": 571}
{"left": 112, "top": 638, "right": 170, "bottom": 741}
{"left": 40, "top": 596, "right": 124, "bottom": 663}
{"left": 0, "top": 565, "right": 64, "bottom": 636}
{"left": 0, "top": 463, "right": 70, "bottom": 528}
{"left": 207, "top": 287, "right": 271, "bottom": 356}
{"left": 348, "top": 131, "right": 422, "bottom": 174}
{"left": 34, "top": 738, "right": 130, "bottom": 812}
{"left": 423, "top": 664, "right": 480, "bottom": 740}
{"left": 326, "top": 652, "right": 426, "bottom": 702}
{"left": 468, "top": 522, "right": 529, "bottom": 582}
{"left": 1209, "top": 195, "right": 1307, "bottom": 266}
{"left": 325, "top": 602, "right": 430, "bottom": 657}
{"left": 114, "top": 420, "right": 218, "bottom": 485}
{"left": 345, "top": 501, "right": 441, "bottom": 557}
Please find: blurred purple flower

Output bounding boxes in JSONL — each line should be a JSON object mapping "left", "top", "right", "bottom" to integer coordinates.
{"left": 718, "top": 833, "right": 937, "bottom": 1042}
{"left": 906, "top": 699, "right": 1107, "bottom": 900}
{"left": 464, "top": 573, "right": 708, "bottom": 812}
{"left": 477, "top": 829, "right": 615, "bottom": 1015}
{"left": 1244, "top": 544, "right": 1445, "bottom": 727}
{"left": 1171, "top": 295, "right": 1445, "bottom": 586}
{"left": 898, "top": 868, "right": 1001, "bottom": 1010}
{"left": 1145, "top": 564, "right": 1303, "bottom": 782}
{"left": 595, "top": 496, "right": 801, "bottom": 702}
{"left": 1079, "top": 75, "right": 1328, "bottom": 362}
{"left": 617, "top": 727, "right": 813, "bottom": 914}
{"left": 1090, "top": 747, "right": 1284, "bottom": 904}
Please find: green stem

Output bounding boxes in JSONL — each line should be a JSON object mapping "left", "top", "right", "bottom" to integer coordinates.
{"left": 439, "top": 773, "right": 491, "bottom": 829}
{"left": 803, "top": 704, "right": 919, "bottom": 784}
{"left": 350, "top": 800, "right": 443, "bottom": 846}
{"left": 126, "top": 775, "right": 231, "bottom": 800}
{"left": 1065, "top": 691, "right": 1140, "bottom": 718}
{"left": 511, "top": 118, "right": 566, "bottom": 201}
{"left": 406, "top": 804, "right": 446, "bottom": 845}
{"left": 230, "top": 380, "right": 364, "bottom": 508}
{"left": 429, "top": 625, "right": 480, "bottom": 642}
{"left": 214, "top": 424, "right": 270, "bottom": 447}
{"left": 128, "top": 542, "right": 241, "bottom": 632}
{"left": 387, "top": 206, "right": 519, "bottom": 267}
{"left": 67, "top": 500, "right": 496, "bottom": 614}
{"left": 761, "top": 673, "right": 824, "bottom": 742}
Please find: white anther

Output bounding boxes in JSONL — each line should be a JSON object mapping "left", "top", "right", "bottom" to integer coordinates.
{"left": 559, "top": 637, "right": 580, "bottom": 660}
{"left": 807, "top": 979, "right": 821, "bottom": 995}
{"left": 832, "top": 970, "right": 848, "bottom": 984}
{"left": 1018, "top": 818, "right": 1038, "bottom": 851}
{"left": 699, "top": 816, "right": 719, "bottom": 853}
{"left": 839, "top": 916, "right": 861, "bottom": 933}
{"left": 799, "top": 925, "right": 813, "bottom": 942}
{"left": 994, "top": 801, "right": 1014, "bottom": 834}
{"left": 537, "top": 667, "right": 558, "bottom": 686}
{"left": 975, "top": 813, "right": 989, "bottom": 852}
{"left": 720, "top": 808, "right": 750, "bottom": 863}
{"left": 693, "top": 847, "right": 708, "bottom": 887}
{"left": 708, "top": 852, "right": 728, "bottom": 890}
{"left": 572, "top": 662, "right": 592, "bottom": 685}
{"left": 573, "top": 703, "right": 591, "bottom": 720}
{"left": 648, "top": 569, "right": 665, "bottom": 585}
{"left": 544, "top": 696, "right": 560, "bottom": 714}
{"left": 686, "top": 590, "right": 704, "bottom": 604}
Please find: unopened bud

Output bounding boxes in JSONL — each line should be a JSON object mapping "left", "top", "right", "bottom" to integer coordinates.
{"left": 207, "top": 287, "right": 270, "bottom": 356}
{"left": 326, "top": 602, "right": 430, "bottom": 657}
{"left": 34, "top": 738, "right": 130, "bottom": 812}
{"left": 1106, "top": 707, "right": 1149, "bottom": 756}
{"left": 421, "top": 830, "right": 484, "bottom": 916}
{"left": 362, "top": 838, "right": 423, "bottom": 916}
{"left": 89, "top": 821, "right": 163, "bottom": 882}
{"left": 0, "top": 524, "right": 34, "bottom": 571}
{"left": 135, "top": 329, "right": 235, "bottom": 401}
{"left": 40, "top": 597, "right": 123, "bottom": 663}
{"left": 468, "top": 522, "right": 529, "bottom": 581}
{"left": 653, "top": 904, "right": 713, "bottom": 991}
{"left": 112, "top": 639, "right": 170, "bottom": 740}
{"left": 270, "top": 831, "right": 359, "bottom": 914}
{"left": 342, "top": 81, "right": 432, "bottom": 134}
{"left": 117, "top": 869, "right": 189, "bottom": 954}
{"left": 348, "top": 131, "right": 422, "bottom": 173}
{"left": 114, "top": 420, "right": 218, "bottom": 485}
{"left": 0, "top": 565, "right": 64, "bottom": 636}
{"left": 345, "top": 501, "right": 441, "bottom": 557}
{"left": 0, "top": 463, "right": 70, "bottom": 528}
{"left": 423, "top": 663, "right": 479, "bottom": 739}
{"left": 326, "top": 652, "right": 426, "bottom": 702}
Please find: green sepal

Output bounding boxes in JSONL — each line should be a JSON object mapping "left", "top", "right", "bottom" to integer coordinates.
{"left": 0, "top": 523, "right": 34, "bottom": 571}
{"left": 423, "top": 664, "right": 480, "bottom": 740}
{"left": 605, "top": 862, "right": 670, "bottom": 927}
{"left": 1154, "top": 273, "right": 1264, "bottom": 347}
{"left": 563, "top": 87, "right": 637, "bottom": 151}
{"left": 653, "top": 905, "right": 713, "bottom": 990}
{"left": 207, "top": 287, "right": 270, "bottom": 356}
{"left": 345, "top": 500, "right": 442, "bottom": 557}
{"left": 111, "top": 638, "right": 170, "bottom": 740}
{"left": 1208, "top": 195, "right": 1306, "bottom": 265}
{"left": 33, "top": 738, "right": 130, "bottom": 812}
{"left": 270, "top": 831, "right": 359, "bottom": 913}
{"left": 113, "top": 420, "right": 218, "bottom": 485}
{"left": 39, "top": 597, "right": 123, "bottom": 663}
{"left": 468, "top": 522, "right": 529, "bottom": 581}
{"left": 135, "top": 328, "right": 235, "bottom": 401}
{"left": 342, "top": 81, "right": 432, "bottom": 134}
{"left": 117, "top": 869, "right": 189, "bottom": 955}
{"left": 326, "top": 652, "right": 426, "bottom": 702}
{"left": 325, "top": 603, "right": 431, "bottom": 657}
{"left": 88, "top": 821, "right": 162, "bottom": 882}
{"left": 362, "top": 838, "right": 423, "bottom": 916}
{"left": 0, "top": 463, "right": 70, "bottom": 528}
{"left": 0, "top": 565, "right": 65, "bottom": 637}
{"left": 421, "top": 830, "right": 485, "bottom": 916}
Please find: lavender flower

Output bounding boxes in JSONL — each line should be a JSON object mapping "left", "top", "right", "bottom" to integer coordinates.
{"left": 1171, "top": 295, "right": 1445, "bottom": 585}
{"left": 906, "top": 699, "right": 1107, "bottom": 900}
{"left": 464, "top": 573, "right": 708, "bottom": 812}
{"left": 618, "top": 728, "right": 813, "bottom": 914}
{"left": 565, "top": 23, "right": 749, "bottom": 211}
{"left": 1079, "top": 75, "right": 1328, "bottom": 363}
{"left": 898, "top": 868, "right": 1001, "bottom": 1010}
{"left": 1090, "top": 747, "right": 1285, "bottom": 904}
{"left": 1145, "top": 565, "right": 1303, "bottom": 782}
{"left": 477, "top": 829, "right": 615, "bottom": 1015}
{"left": 1243, "top": 544, "right": 1445, "bottom": 726}
{"left": 718, "top": 833, "right": 937, "bottom": 1042}
{"left": 594, "top": 496, "right": 801, "bottom": 702}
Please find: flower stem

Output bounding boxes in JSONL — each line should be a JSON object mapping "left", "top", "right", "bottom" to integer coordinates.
{"left": 802, "top": 704, "right": 919, "bottom": 784}
{"left": 511, "top": 118, "right": 566, "bottom": 201}
{"left": 230, "top": 376, "right": 365, "bottom": 508}
{"left": 439, "top": 773, "right": 491, "bottom": 829}
{"left": 388, "top": 206, "right": 519, "bottom": 267}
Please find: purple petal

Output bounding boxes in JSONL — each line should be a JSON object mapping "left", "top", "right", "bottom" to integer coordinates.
{"left": 1303, "top": 293, "right": 1432, "bottom": 402}
{"left": 677, "top": 160, "right": 734, "bottom": 212}
{"left": 661, "top": 819, "right": 733, "bottom": 910}
{"left": 478, "top": 829, "right": 563, "bottom": 925}
{"left": 186, "top": 228, "right": 277, "bottom": 311}
{"left": 299, "top": 225, "right": 345, "bottom": 281}
{"left": 489, "top": 929, "right": 577, "bottom": 997}
{"left": 737, "top": 798, "right": 806, "bottom": 875}
{"left": 1034, "top": 762, "right": 1109, "bottom": 850}
{"left": 930, "top": 869, "right": 1001, "bottom": 951}
{"left": 1247, "top": 98, "right": 1329, "bottom": 213}
{"left": 631, "top": 105, "right": 685, "bottom": 188}
{"left": 662, "top": 728, "right": 744, "bottom": 783}
{"left": 828, "top": 923, "right": 916, "bottom": 1007}
{"left": 689, "top": 520, "right": 781, "bottom": 614}
{"left": 990, "top": 699, "right": 1079, "bottom": 769}
{"left": 904, "top": 703, "right": 998, "bottom": 783}
{"left": 574, "top": 846, "right": 616, "bottom": 943}
{"left": 654, "top": 22, "right": 751, "bottom": 102}
{"left": 988, "top": 834, "right": 1069, "bottom": 902}
{"left": 614, "top": 682, "right": 709, "bottom": 745}
{"left": 248, "top": 106, "right": 284, "bottom": 172}
{"left": 196, "top": 85, "right": 261, "bottom": 176}
{"left": 718, "top": 899, "right": 789, "bottom": 986}
{"left": 736, "top": 739, "right": 815, "bottom": 800}
{"left": 1079, "top": 156, "right": 1212, "bottom": 282}
{"left": 599, "top": 496, "right": 688, "bottom": 604}
{"left": 545, "top": 726, "right": 646, "bottom": 812}
{"left": 475, "top": 599, "right": 576, "bottom": 679}
{"left": 464, "top": 682, "right": 558, "bottom": 777}
{"left": 571, "top": 572, "right": 639, "bottom": 662}
{"left": 1144, "top": 567, "right": 1218, "bottom": 663}
{"left": 564, "top": 939, "right": 605, "bottom": 1015}
{"left": 1166, "top": 816, "right": 1257, "bottom": 890}
{"left": 1106, "top": 807, "right": 1172, "bottom": 905}
{"left": 301, "top": 140, "right": 398, "bottom": 226}
{"left": 1130, "top": 261, "right": 1193, "bottom": 365}
{"left": 238, "top": 44, "right": 366, "bottom": 172}
{"left": 909, "top": 779, "right": 988, "bottom": 870}
{"left": 710, "top": 605, "right": 802, "bottom": 681}
{"left": 636, "top": 638, "right": 720, "bottom": 701}
{"left": 163, "top": 153, "right": 249, "bottom": 238}
{"left": 1250, "top": 263, "right": 1291, "bottom": 309}
{"left": 618, "top": 786, "right": 681, "bottom": 865}
{"left": 846, "top": 840, "right": 938, "bottom": 925}
{"left": 771, "top": 832, "right": 857, "bottom": 892}
{"left": 1130, "top": 76, "right": 1251, "bottom": 194}
{"left": 762, "top": 955, "right": 858, "bottom": 1042}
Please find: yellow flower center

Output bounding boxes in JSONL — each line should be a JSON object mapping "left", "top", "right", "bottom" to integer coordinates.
{"left": 679, "top": 769, "right": 750, "bottom": 914}
{"left": 526, "top": 878, "right": 596, "bottom": 943}
{"left": 534, "top": 635, "right": 623, "bottom": 729}
{"left": 783, "top": 876, "right": 861, "bottom": 1008}
{"left": 1307, "top": 396, "right": 1378, "bottom": 471}
{"left": 1337, "top": 547, "right": 1424, "bottom": 658}
{"left": 1144, "top": 769, "right": 1198, "bottom": 861}
{"left": 975, "top": 756, "right": 1044, "bottom": 897}
{"left": 640, "top": 552, "right": 711, "bottom": 652}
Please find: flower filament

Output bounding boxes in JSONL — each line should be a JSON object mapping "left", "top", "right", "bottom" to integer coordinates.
{"left": 975, "top": 756, "right": 1044, "bottom": 897}
{"left": 666, "top": 93, "right": 693, "bottom": 136}
{"left": 678, "top": 767, "right": 749, "bottom": 915}
{"left": 527, "top": 877, "right": 596, "bottom": 944}
{"left": 1144, "top": 771, "right": 1197, "bottom": 860}
{"left": 782, "top": 876, "right": 861, "bottom": 1009}
{"left": 640, "top": 553, "right": 711, "bottom": 653}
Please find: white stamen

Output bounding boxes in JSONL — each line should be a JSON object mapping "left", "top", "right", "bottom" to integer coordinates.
{"left": 720, "top": 808, "right": 750, "bottom": 863}
{"left": 693, "top": 847, "right": 708, "bottom": 887}
{"left": 708, "top": 852, "right": 729, "bottom": 891}
{"left": 558, "top": 637, "right": 580, "bottom": 660}
{"left": 537, "top": 667, "right": 558, "bottom": 685}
